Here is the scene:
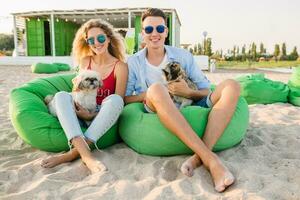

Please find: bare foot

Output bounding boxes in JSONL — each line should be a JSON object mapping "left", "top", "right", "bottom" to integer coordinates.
{"left": 180, "top": 154, "right": 202, "bottom": 177}
{"left": 41, "top": 149, "right": 79, "bottom": 168}
{"left": 41, "top": 154, "right": 68, "bottom": 168}
{"left": 208, "top": 156, "right": 235, "bottom": 192}
{"left": 82, "top": 157, "right": 107, "bottom": 174}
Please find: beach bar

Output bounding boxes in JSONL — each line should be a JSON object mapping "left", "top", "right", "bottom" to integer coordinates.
{"left": 11, "top": 8, "right": 181, "bottom": 57}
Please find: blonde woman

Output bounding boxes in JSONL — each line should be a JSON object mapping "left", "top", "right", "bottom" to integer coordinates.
{"left": 41, "top": 19, "right": 128, "bottom": 173}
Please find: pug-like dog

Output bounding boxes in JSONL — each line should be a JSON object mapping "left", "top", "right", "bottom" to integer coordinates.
{"left": 162, "top": 61, "right": 198, "bottom": 109}
{"left": 44, "top": 70, "right": 102, "bottom": 123}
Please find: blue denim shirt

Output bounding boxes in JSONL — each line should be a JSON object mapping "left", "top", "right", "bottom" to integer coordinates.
{"left": 125, "top": 45, "right": 210, "bottom": 96}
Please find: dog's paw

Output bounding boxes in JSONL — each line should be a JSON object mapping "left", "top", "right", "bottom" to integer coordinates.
{"left": 44, "top": 95, "right": 54, "bottom": 104}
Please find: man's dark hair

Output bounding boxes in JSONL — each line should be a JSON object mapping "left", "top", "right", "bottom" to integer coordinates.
{"left": 141, "top": 8, "right": 167, "bottom": 23}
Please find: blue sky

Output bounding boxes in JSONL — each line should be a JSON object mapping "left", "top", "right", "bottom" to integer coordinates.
{"left": 0, "top": 0, "right": 299, "bottom": 53}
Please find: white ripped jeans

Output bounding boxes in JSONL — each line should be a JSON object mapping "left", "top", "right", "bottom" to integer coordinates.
{"left": 53, "top": 91, "right": 124, "bottom": 149}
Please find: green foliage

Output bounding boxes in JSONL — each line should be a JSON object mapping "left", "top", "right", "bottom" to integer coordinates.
{"left": 197, "top": 43, "right": 202, "bottom": 55}
{"left": 0, "top": 34, "right": 14, "bottom": 51}
{"left": 288, "top": 46, "right": 299, "bottom": 61}
{"left": 216, "top": 60, "right": 300, "bottom": 69}
{"left": 251, "top": 42, "right": 257, "bottom": 61}
{"left": 274, "top": 44, "right": 280, "bottom": 58}
{"left": 281, "top": 43, "right": 287, "bottom": 56}
{"left": 205, "top": 38, "right": 212, "bottom": 56}
{"left": 259, "top": 43, "right": 266, "bottom": 54}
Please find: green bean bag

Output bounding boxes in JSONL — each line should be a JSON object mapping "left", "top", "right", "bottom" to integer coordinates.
{"left": 119, "top": 97, "right": 249, "bottom": 156}
{"left": 288, "top": 67, "right": 300, "bottom": 88}
{"left": 9, "top": 74, "right": 120, "bottom": 152}
{"left": 236, "top": 73, "right": 289, "bottom": 104}
{"left": 53, "top": 63, "right": 71, "bottom": 71}
{"left": 288, "top": 86, "right": 300, "bottom": 106}
{"left": 31, "top": 63, "right": 59, "bottom": 74}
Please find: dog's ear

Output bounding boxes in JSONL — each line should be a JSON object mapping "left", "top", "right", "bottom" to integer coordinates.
{"left": 162, "top": 68, "right": 169, "bottom": 77}
{"left": 99, "top": 79, "right": 103, "bottom": 87}
{"left": 72, "top": 77, "right": 81, "bottom": 92}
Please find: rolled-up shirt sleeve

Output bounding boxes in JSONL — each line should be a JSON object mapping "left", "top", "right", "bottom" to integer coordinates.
{"left": 125, "top": 57, "right": 137, "bottom": 96}
{"left": 186, "top": 53, "right": 210, "bottom": 89}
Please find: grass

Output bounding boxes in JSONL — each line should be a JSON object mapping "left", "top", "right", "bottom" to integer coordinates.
{"left": 216, "top": 60, "right": 300, "bottom": 69}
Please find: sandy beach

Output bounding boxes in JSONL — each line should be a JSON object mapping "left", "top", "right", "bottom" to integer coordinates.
{"left": 0, "top": 66, "right": 300, "bottom": 199}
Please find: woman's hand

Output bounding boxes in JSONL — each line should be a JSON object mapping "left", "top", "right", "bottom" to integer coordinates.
{"left": 167, "top": 79, "right": 193, "bottom": 98}
{"left": 74, "top": 103, "right": 97, "bottom": 121}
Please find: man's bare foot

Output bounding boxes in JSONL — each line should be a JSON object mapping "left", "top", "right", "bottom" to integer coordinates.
{"left": 208, "top": 156, "right": 235, "bottom": 192}
{"left": 180, "top": 154, "right": 202, "bottom": 177}
{"left": 82, "top": 157, "right": 107, "bottom": 174}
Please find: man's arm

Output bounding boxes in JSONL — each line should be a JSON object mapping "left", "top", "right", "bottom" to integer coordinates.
{"left": 124, "top": 92, "right": 146, "bottom": 104}
{"left": 168, "top": 79, "right": 210, "bottom": 101}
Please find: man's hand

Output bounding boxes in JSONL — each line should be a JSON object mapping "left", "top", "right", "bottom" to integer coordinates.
{"left": 74, "top": 103, "right": 96, "bottom": 121}
{"left": 167, "top": 79, "right": 192, "bottom": 98}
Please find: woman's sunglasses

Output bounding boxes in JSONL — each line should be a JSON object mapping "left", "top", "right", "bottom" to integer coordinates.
{"left": 143, "top": 25, "right": 166, "bottom": 34}
{"left": 86, "top": 34, "right": 106, "bottom": 45}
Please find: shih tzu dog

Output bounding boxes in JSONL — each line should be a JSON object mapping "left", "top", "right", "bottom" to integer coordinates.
{"left": 162, "top": 61, "right": 198, "bottom": 109}
{"left": 45, "top": 70, "right": 102, "bottom": 123}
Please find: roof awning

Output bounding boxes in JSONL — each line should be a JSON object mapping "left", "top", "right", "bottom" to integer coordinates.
{"left": 11, "top": 8, "right": 181, "bottom": 28}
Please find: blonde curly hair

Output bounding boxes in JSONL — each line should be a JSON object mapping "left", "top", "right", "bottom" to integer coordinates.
{"left": 72, "top": 19, "right": 125, "bottom": 64}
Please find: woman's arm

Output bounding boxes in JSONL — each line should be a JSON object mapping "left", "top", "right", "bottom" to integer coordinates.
{"left": 114, "top": 61, "right": 128, "bottom": 98}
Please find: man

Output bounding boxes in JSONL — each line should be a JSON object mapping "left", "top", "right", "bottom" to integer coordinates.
{"left": 125, "top": 8, "right": 240, "bottom": 192}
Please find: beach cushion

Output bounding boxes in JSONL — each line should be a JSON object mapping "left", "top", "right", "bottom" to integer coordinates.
{"left": 288, "top": 67, "right": 300, "bottom": 88}
{"left": 288, "top": 67, "right": 300, "bottom": 106}
{"left": 236, "top": 73, "right": 289, "bottom": 104}
{"left": 9, "top": 74, "right": 120, "bottom": 152}
{"left": 53, "top": 63, "right": 71, "bottom": 71}
{"left": 288, "top": 86, "right": 300, "bottom": 106}
{"left": 119, "top": 97, "right": 249, "bottom": 156}
{"left": 31, "top": 63, "right": 59, "bottom": 74}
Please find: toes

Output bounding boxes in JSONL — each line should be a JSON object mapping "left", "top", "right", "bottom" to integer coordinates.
{"left": 215, "top": 184, "right": 226, "bottom": 192}
{"left": 224, "top": 175, "right": 235, "bottom": 186}
{"left": 180, "top": 164, "right": 194, "bottom": 177}
{"left": 41, "top": 160, "right": 48, "bottom": 167}
{"left": 214, "top": 174, "right": 235, "bottom": 192}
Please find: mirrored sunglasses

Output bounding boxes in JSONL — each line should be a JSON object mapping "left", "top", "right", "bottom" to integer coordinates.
{"left": 143, "top": 25, "right": 166, "bottom": 34}
{"left": 86, "top": 34, "right": 106, "bottom": 45}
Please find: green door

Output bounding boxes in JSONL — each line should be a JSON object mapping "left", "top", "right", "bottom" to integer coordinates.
{"left": 26, "top": 19, "right": 45, "bottom": 56}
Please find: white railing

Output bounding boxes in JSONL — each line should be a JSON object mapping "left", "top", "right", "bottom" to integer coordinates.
{"left": 0, "top": 55, "right": 211, "bottom": 71}
{"left": 0, "top": 56, "right": 74, "bottom": 67}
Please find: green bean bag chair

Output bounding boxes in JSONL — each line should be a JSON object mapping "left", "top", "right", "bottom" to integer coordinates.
{"left": 53, "top": 63, "right": 71, "bottom": 71}
{"left": 31, "top": 63, "right": 59, "bottom": 74}
{"left": 288, "top": 86, "right": 300, "bottom": 106}
{"left": 119, "top": 97, "right": 249, "bottom": 156}
{"left": 236, "top": 73, "right": 289, "bottom": 104}
{"left": 288, "top": 66, "right": 300, "bottom": 88}
{"left": 9, "top": 74, "right": 120, "bottom": 152}
{"left": 287, "top": 67, "right": 300, "bottom": 106}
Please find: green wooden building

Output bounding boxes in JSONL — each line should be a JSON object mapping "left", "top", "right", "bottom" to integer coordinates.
{"left": 11, "top": 8, "right": 181, "bottom": 57}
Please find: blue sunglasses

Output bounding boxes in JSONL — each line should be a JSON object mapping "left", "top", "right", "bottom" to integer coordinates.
{"left": 143, "top": 25, "right": 166, "bottom": 34}
{"left": 86, "top": 34, "right": 106, "bottom": 45}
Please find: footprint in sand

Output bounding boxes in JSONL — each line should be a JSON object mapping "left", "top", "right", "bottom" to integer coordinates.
{"left": 160, "top": 160, "right": 178, "bottom": 181}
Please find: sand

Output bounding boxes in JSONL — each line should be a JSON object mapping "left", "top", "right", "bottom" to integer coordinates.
{"left": 0, "top": 66, "right": 299, "bottom": 200}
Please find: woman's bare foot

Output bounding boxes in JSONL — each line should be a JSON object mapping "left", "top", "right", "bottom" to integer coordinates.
{"left": 208, "top": 155, "right": 235, "bottom": 192}
{"left": 41, "top": 154, "right": 71, "bottom": 168}
{"left": 180, "top": 154, "right": 202, "bottom": 177}
{"left": 82, "top": 157, "right": 107, "bottom": 174}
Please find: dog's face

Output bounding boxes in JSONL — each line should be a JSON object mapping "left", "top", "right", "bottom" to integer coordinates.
{"left": 162, "top": 62, "right": 184, "bottom": 82}
{"left": 72, "top": 70, "right": 102, "bottom": 91}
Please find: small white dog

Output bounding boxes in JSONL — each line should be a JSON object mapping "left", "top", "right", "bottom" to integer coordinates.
{"left": 45, "top": 70, "right": 102, "bottom": 122}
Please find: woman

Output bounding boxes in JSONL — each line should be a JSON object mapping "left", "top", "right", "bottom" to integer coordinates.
{"left": 41, "top": 19, "right": 128, "bottom": 173}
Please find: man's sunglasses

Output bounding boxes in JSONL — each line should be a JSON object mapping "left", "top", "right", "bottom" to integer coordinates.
{"left": 86, "top": 34, "right": 106, "bottom": 45}
{"left": 143, "top": 25, "right": 166, "bottom": 34}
